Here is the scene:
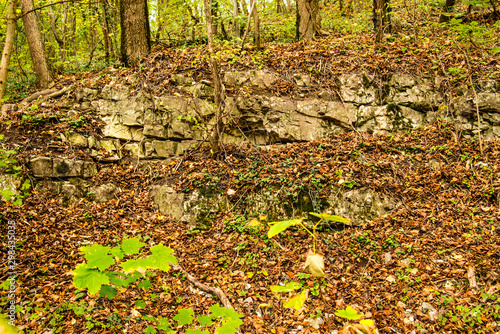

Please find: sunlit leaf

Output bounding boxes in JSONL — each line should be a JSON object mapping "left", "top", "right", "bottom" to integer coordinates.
{"left": 173, "top": 308, "right": 194, "bottom": 326}
{"left": 270, "top": 281, "right": 302, "bottom": 293}
{"left": 72, "top": 263, "right": 109, "bottom": 295}
{"left": 309, "top": 212, "right": 350, "bottom": 224}
{"left": 335, "top": 306, "right": 365, "bottom": 320}
{"left": 283, "top": 290, "right": 308, "bottom": 312}
{"left": 121, "top": 237, "right": 145, "bottom": 255}
{"left": 268, "top": 219, "right": 303, "bottom": 238}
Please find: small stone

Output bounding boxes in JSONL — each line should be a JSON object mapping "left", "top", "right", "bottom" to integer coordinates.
{"left": 307, "top": 317, "right": 324, "bottom": 329}
{"left": 384, "top": 252, "right": 392, "bottom": 264}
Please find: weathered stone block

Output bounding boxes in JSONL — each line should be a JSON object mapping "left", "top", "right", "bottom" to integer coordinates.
{"left": 152, "top": 140, "right": 176, "bottom": 158}
{"left": 101, "top": 84, "right": 131, "bottom": 101}
{"left": 67, "top": 133, "right": 88, "bottom": 147}
{"left": 29, "top": 157, "right": 53, "bottom": 177}
{"left": 53, "top": 158, "right": 83, "bottom": 177}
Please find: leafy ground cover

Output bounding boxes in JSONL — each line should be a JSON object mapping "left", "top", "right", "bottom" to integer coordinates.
{"left": 1, "top": 118, "right": 500, "bottom": 333}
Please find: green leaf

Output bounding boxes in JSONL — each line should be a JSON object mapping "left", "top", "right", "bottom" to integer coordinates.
{"left": 492, "top": 47, "right": 500, "bottom": 54}
{"left": 81, "top": 244, "right": 115, "bottom": 271}
{"left": 309, "top": 212, "right": 350, "bottom": 224}
{"left": 72, "top": 263, "right": 109, "bottom": 295}
{"left": 122, "top": 237, "right": 145, "bottom": 255}
{"left": 196, "top": 314, "right": 213, "bottom": 326}
{"left": 268, "top": 219, "right": 303, "bottom": 238}
{"left": 106, "top": 271, "right": 139, "bottom": 288}
{"left": 138, "top": 279, "right": 152, "bottom": 290}
{"left": 0, "top": 280, "right": 11, "bottom": 290}
{"left": 143, "top": 326, "right": 157, "bottom": 334}
{"left": 334, "top": 306, "right": 365, "bottom": 320}
{"left": 186, "top": 330, "right": 206, "bottom": 334}
{"left": 283, "top": 290, "right": 308, "bottom": 312}
{"left": 173, "top": 308, "right": 194, "bottom": 326}
{"left": 120, "top": 258, "right": 152, "bottom": 273}
{"left": 2, "top": 188, "right": 14, "bottom": 201}
{"left": 110, "top": 246, "right": 125, "bottom": 260}
{"left": 156, "top": 317, "right": 173, "bottom": 331}
{"left": 99, "top": 285, "right": 118, "bottom": 299}
{"left": 135, "top": 300, "right": 146, "bottom": 308}
{"left": 210, "top": 305, "right": 243, "bottom": 334}
{"left": 148, "top": 244, "right": 178, "bottom": 271}
{"left": 270, "top": 282, "right": 302, "bottom": 293}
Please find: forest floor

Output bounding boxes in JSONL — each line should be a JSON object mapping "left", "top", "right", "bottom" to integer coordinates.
{"left": 1, "top": 36, "right": 500, "bottom": 334}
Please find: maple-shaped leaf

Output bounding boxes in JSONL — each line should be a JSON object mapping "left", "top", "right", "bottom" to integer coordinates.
{"left": 143, "top": 326, "right": 157, "bottom": 334}
{"left": 81, "top": 244, "right": 114, "bottom": 271}
{"left": 2, "top": 188, "right": 15, "bottom": 201}
{"left": 284, "top": 290, "right": 308, "bottom": 313}
{"left": 335, "top": 306, "right": 365, "bottom": 320}
{"left": 196, "top": 314, "right": 213, "bottom": 326}
{"left": 138, "top": 279, "right": 152, "bottom": 290}
{"left": 186, "top": 329, "right": 208, "bottom": 334}
{"left": 106, "top": 271, "right": 140, "bottom": 287}
{"left": 304, "top": 252, "right": 325, "bottom": 277}
{"left": 120, "top": 258, "right": 152, "bottom": 273}
{"left": 99, "top": 285, "right": 118, "bottom": 299}
{"left": 173, "top": 308, "right": 194, "bottom": 326}
{"left": 156, "top": 316, "right": 173, "bottom": 331}
{"left": 110, "top": 246, "right": 125, "bottom": 259}
{"left": 148, "top": 244, "right": 178, "bottom": 271}
{"left": 209, "top": 305, "right": 243, "bottom": 334}
{"left": 121, "top": 237, "right": 145, "bottom": 255}
{"left": 309, "top": 212, "right": 350, "bottom": 224}
{"left": 72, "top": 263, "right": 109, "bottom": 295}
{"left": 268, "top": 219, "right": 303, "bottom": 238}
{"left": 270, "top": 281, "right": 302, "bottom": 293}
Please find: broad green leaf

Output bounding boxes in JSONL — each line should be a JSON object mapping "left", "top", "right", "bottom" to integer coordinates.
{"left": 81, "top": 244, "right": 114, "bottom": 271}
{"left": 0, "top": 280, "right": 11, "bottom": 290}
{"left": 106, "top": 271, "right": 139, "bottom": 287}
{"left": 110, "top": 246, "right": 125, "bottom": 259}
{"left": 143, "top": 326, "right": 157, "bottom": 334}
{"left": 173, "top": 308, "right": 194, "bottom": 326}
{"left": 210, "top": 304, "right": 243, "bottom": 320}
{"left": 2, "top": 188, "right": 14, "bottom": 201}
{"left": 120, "top": 258, "right": 153, "bottom": 273}
{"left": 138, "top": 279, "right": 152, "bottom": 290}
{"left": 135, "top": 300, "right": 146, "bottom": 308}
{"left": 156, "top": 316, "right": 172, "bottom": 330}
{"left": 334, "top": 306, "right": 365, "bottom": 320}
{"left": 186, "top": 330, "right": 206, "bottom": 334}
{"left": 216, "top": 317, "right": 244, "bottom": 334}
{"left": 268, "top": 219, "right": 303, "bottom": 238}
{"left": 210, "top": 305, "right": 243, "bottom": 334}
{"left": 196, "top": 314, "right": 213, "bottom": 326}
{"left": 72, "top": 263, "right": 110, "bottom": 295}
{"left": 148, "top": 244, "right": 178, "bottom": 271}
{"left": 309, "top": 212, "right": 350, "bottom": 224}
{"left": 122, "top": 237, "right": 145, "bottom": 255}
{"left": 283, "top": 290, "right": 308, "bottom": 312}
{"left": 492, "top": 47, "right": 500, "bottom": 54}
{"left": 270, "top": 282, "right": 302, "bottom": 293}
{"left": 99, "top": 285, "right": 118, "bottom": 299}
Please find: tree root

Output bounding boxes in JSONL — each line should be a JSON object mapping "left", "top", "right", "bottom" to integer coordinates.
{"left": 172, "top": 264, "right": 233, "bottom": 309}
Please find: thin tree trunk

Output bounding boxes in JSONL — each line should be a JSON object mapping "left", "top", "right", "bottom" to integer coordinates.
{"left": 231, "top": 0, "right": 240, "bottom": 38}
{"left": 19, "top": 0, "right": 53, "bottom": 88}
{"left": 0, "top": 0, "right": 18, "bottom": 103}
{"left": 253, "top": 0, "right": 260, "bottom": 48}
{"left": 204, "top": 0, "right": 223, "bottom": 155}
{"left": 373, "top": 0, "right": 390, "bottom": 43}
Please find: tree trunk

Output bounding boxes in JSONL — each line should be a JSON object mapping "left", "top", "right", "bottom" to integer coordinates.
{"left": 373, "top": 0, "right": 391, "bottom": 43}
{"left": 231, "top": 0, "right": 240, "bottom": 38}
{"left": 204, "top": 0, "right": 223, "bottom": 155}
{"left": 439, "top": 0, "right": 456, "bottom": 22}
{"left": 19, "top": 0, "right": 53, "bottom": 88}
{"left": 296, "top": 0, "right": 322, "bottom": 41}
{"left": 120, "top": 0, "right": 151, "bottom": 66}
{"left": 252, "top": 0, "right": 260, "bottom": 48}
{"left": 0, "top": 0, "right": 17, "bottom": 103}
